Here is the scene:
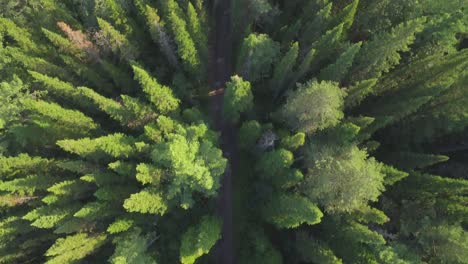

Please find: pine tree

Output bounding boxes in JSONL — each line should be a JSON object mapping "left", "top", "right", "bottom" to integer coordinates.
{"left": 384, "top": 152, "right": 449, "bottom": 170}
{"left": 350, "top": 17, "right": 426, "bottom": 82}
{"left": 261, "top": 193, "right": 323, "bottom": 228}
{"left": 299, "top": 3, "right": 332, "bottom": 47}
{"left": 292, "top": 48, "right": 316, "bottom": 83}
{"left": 55, "top": 21, "right": 101, "bottom": 62}
{"left": 139, "top": 4, "right": 180, "bottom": 68}
{"left": 280, "top": 80, "right": 345, "bottom": 133}
{"left": 123, "top": 188, "right": 168, "bottom": 215}
{"left": 417, "top": 224, "right": 468, "bottom": 264}
{"left": 304, "top": 142, "right": 385, "bottom": 213}
{"left": 96, "top": 17, "right": 138, "bottom": 61}
{"left": 307, "top": 23, "right": 345, "bottom": 73}
{"left": 270, "top": 42, "right": 299, "bottom": 96}
{"left": 23, "top": 99, "right": 99, "bottom": 138}
{"left": 162, "top": 0, "right": 202, "bottom": 78}
{"left": 28, "top": 71, "right": 86, "bottom": 107}
{"left": 44, "top": 233, "right": 107, "bottom": 264}
{"left": 109, "top": 228, "right": 157, "bottom": 263}
{"left": 236, "top": 33, "right": 281, "bottom": 82}
{"left": 238, "top": 227, "right": 283, "bottom": 264}
{"left": 295, "top": 232, "right": 343, "bottom": 264}
{"left": 223, "top": 75, "right": 254, "bottom": 122}
{"left": 238, "top": 120, "right": 263, "bottom": 150}
{"left": 150, "top": 120, "right": 227, "bottom": 208}
{"left": 179, "top": 215, "right": 222, "bottom": 264}
{"left": 57, "top": 133, "right": 138, "bottom": 161}
{"left": 319, "top": 41, "right": 362, "bottom": 82}
{"left": 0, "top": 17, "right": 40, "bottom": 53}
{"left": 280, "top": 132, "right": 305, "bottom": 151}
{"left": 0, "top": 76, "right": 28, "bottom": 131}
{"left": 186, "top": 2, "right": 208, "bottom": 66}
{"left": 41, "top": 27, "right": 88, "bottom": 62}
{"left": 132, "top": 64, "right": 180, "bottom": 114}
{"left": 329, "top": 0, "right": 359, "bottom": 33}
{"left": 344, "top": 78, "right": 377, "bottom": 108}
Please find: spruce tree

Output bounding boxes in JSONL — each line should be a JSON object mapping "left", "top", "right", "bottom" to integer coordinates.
{"left": 223, "top": 75, "right": 254, "bottom": 123}
{"left": 280, "top": 80, "right": 345, "bottom": 134}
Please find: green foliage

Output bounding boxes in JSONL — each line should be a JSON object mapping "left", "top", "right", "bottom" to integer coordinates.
{"left": 107, "top": 218, "right": 134, "bottom": 234}
{"left": 41, "top": 27, "right": 86, "bottom": 60}
{"left": 0, "top": 174, "right": 56, "bottom": 195}
{"left": 354, "top": 0, "right": 423, "bottom": 34}
{"left": 238, "top": 227, "right": 283, "bottom": 264}
{"left": 238, "top": 120, "right": 263, "bottom": 149}
{"left": 28, "top": 71, "right": 83, "bottom": 106}
{"left": 319, "top": 41, "right": 362, "bottom": 82}
{"left": 0, "top": 76, "right": 28, "bottom": 129}
{"left": 299, "top": 3, "right": 333, "bottom": 47}
{"left": 123, "top": 188, "right": 168, "bottom": 215}
{"left": 223, "top": 75, "right": 254, "bottom": 122}
{"left": 186, "top": 2, "right": 208, "bottom": 64}
{"left": 262, "top": 193, "right": 323, "bottom": 228}
{"left": 296, "top": 232, "right": 343, "bottom": 264}
{"left": 256, "top": 148, "right": 293, "bottom": 177}
{"left": 345, "top": 78, "right": 378, "bottom": 108}
{"left": 304, "top": 142, "right": 385, "bottom": 213}
{"left": 0, "top": 1, "right": 227, "bottom": 263}
{"left": 132, "top": 64, "right": 180, "bottom": 114}
{"left": 97, "top": 17, "right": 137, "bottom": 61}
{"left": 0, "top": 17, "right": 39, "bottom": 52}
{"left": 179, "top": 215, "right": 222, "bottom": 264}
{"left": 351, "top": 17, "right": 426, "bottom": 82}
{"left": 293, "top": 48, "right": 316, "bottom": 83}
{"left": 0, "top": 154, "right": 55, "bottom": 179}
{"left": 280, "top": 81, "right": 345, "bottom": 134}
{"left": 23, "top": 204, "right": 79, "bottom": 229}
{"left": 110, "top": 228, "right": 156, "bottom": 264}
{"left": 308, "top": 23, "right": 345, "bottom": 73}
{"left": 0, "top": 1, "right": 467, "bottom": 263}
{"left": 331, "top": 0, "right": 359, "bottom": 33}
{"left": 162, "top": 0, "right": 201, "bottom": 78}
{"left": 394, "top": 173, "right": 468, "bottom": 230}
{"left": 23, "top": 99, "right": 98, "bottom": 137}
{"left": 280, "top": 132, "right": 305, "bottom": 151}
{"left": 151, "top": 120, "right": 227, "bottom": 208}
{"left": 57, "top": 133, "right": 137, "bottom": 161}
{"left": 417, "top": 224, "right": 468, "bottom": 264}
{"left": 381, "top": 164, "right": 409, "bottom": 185}
{"left": 270, "top": 42, "right": 299, "bottom": 95}
{"left": 236, "top": 33, "right": 280, "bottom": 82}
{"left": 385, "top": 152, "right": 449, "bottom": 170}
{"left": 376, "top": 243, "right": 424, "bottom": 264}
{"left": 140, "top": 4, "right": 179, "bottom": 68}
{"left": 135, "top": 163, "right": 162, "bottom": 185}
{"left": 45, "top": 233, "right": 107, "bottom": 264}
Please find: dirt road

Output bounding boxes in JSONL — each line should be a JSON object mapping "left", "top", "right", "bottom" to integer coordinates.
{"left": 208, "top": 0, "right": 236, "bottom": 263}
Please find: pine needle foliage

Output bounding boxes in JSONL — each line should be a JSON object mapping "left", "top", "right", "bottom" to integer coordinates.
{"left": 0, "top": 0, "right": 467, "bottom": 263}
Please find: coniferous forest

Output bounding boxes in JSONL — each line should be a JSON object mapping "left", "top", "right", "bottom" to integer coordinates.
{"left": 0, "top": 0, "right": 467, "bottom": 263}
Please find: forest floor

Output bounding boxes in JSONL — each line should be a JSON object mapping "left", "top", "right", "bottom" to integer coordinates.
{"left": 209, "top": 0, "right": 236, "bottom": 263}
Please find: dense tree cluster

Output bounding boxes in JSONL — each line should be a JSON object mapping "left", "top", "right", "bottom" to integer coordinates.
{"left": 232, "top": 0, "right": 468, "bottom": 263}
{"left": 0, "top": 0, "right": 467, "bottom": 263}
{"left": 0, "top": 1, "right": 224, "bottom": 263}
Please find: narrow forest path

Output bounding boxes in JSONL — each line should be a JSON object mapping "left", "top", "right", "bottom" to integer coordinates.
{"left": 209, "top": 0, "right": 236, "bottom": 263}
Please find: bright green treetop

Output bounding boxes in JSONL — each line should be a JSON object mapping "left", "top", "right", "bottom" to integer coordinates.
{"left": 223, "top": 75, "right": 254, "bottom": 122}
{"left": 280, "top": 80, "right": 345, "bottom": 134}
